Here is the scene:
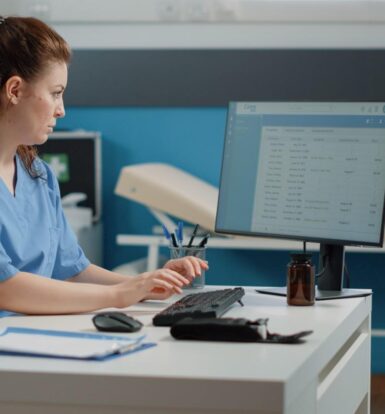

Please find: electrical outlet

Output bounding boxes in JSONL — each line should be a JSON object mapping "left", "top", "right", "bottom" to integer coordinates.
{"left": 28, "top": 0, "right": 51, "bottom": 21}
{"left": 184, "top": 0, "right": 211, "bottom": 22}
{"left": 157, "top": 0, "right": 181, "bottom": 21}
{"left": 213, "top": 0, "right": 238, "bottom": 21}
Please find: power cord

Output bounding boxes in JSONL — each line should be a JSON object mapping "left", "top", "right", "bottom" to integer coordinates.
{"left": 302, "top": 240, "right": 327, "bottom": 279}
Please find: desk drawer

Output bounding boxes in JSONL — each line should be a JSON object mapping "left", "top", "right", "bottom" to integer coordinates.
{"left": 317, "top": 332, "right": 370, "bottom": 414}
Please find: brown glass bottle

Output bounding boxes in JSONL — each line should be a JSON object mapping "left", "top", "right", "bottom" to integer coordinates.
{"left": 287, "top": 253, "right": 315, "bottom": 306}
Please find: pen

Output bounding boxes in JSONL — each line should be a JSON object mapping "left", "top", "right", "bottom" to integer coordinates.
{"left": 187, "top": 224, "right": 199, "bottom": 247}
{"left": 162, "top": 224, "right": 171, "bottom": 241}
{"left": 171, "top": 232, "right": 179, "bottom": 248}
{"left": 176, "top": 221, "right": 184, "bottom": 246}
{"left": 197, "top": 233, "right": 210, "bottom": 248}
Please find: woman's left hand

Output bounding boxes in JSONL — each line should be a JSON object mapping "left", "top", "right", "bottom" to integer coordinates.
{"left": 163, "top": 256, "right": 209, "bottom": 282}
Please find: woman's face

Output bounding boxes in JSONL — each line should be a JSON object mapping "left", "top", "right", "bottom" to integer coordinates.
{"left": 11, "top": 61, "right": 68, "bottom": 146}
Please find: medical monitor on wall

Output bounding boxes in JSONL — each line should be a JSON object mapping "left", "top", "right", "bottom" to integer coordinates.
{"left": 215, "top": 102, "right": 385, "bottom": 299}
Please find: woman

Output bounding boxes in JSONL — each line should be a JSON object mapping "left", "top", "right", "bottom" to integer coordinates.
{"left": 0, "top": 16, "right": 207, "bottom": 316}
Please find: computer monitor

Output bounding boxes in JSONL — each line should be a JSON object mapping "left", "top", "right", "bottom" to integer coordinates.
{"left": 215, "top": 102, "right": 385, "bottom": 299}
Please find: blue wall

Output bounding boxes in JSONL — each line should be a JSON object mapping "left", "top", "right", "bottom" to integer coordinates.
{"left": 58, "top": 107, "right": 226, "bottom": 271}
{"left": 58, "top": 107, "right": 385, "bottom": 370}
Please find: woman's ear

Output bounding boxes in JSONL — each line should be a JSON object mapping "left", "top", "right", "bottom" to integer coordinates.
{"left": 5, "top": 75, "right": 24, "bottom": 104}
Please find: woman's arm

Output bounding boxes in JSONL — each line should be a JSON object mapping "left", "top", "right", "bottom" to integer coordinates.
{"left": 0, "top": 258, "right": 208, "bottom": 315}
{"left": 67, "top": 264, "right": 133, "bottom": 285}
{"left": 69, "top": 257, "right": 208, "bottom": 286}
{"left": 69, "top": 258, "right": 209, "bottom": 301}
{"left": 0, "top": 267, "right": 190, "bottom": 315}
{"left": 0, "top": 272, "right": 115, "bottom": 314}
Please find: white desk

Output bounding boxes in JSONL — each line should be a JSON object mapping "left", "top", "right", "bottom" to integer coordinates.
{"left": 0, "top": 287, "right": 371, "bottom": 414}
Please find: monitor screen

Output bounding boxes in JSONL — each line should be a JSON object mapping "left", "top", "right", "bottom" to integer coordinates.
{"left": 215, "top": 102, "right": 385, "bottom": 298}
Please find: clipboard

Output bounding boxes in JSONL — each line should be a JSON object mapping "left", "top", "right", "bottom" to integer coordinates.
{"left": 0, "top": 327, "right": 156, "bottom": 361}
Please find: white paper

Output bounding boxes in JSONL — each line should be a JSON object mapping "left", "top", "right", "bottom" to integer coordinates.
{"left": 0, "top": 329, "right": 144, "bottom": 359}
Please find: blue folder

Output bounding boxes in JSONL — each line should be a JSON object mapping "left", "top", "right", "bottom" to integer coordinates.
{"left": 0, "top": 327, "right": 156, "bottom": 361}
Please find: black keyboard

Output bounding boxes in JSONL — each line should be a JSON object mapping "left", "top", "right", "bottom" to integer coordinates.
{"left": 152, "top": 287, "right": 245, "bottom": 326}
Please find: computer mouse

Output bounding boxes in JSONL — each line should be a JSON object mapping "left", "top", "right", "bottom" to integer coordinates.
{"left": 92, "top": 312, "right": 143, "bottom": 333}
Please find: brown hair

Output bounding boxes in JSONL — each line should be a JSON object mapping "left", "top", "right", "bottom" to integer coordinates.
{"left": 0, "top": 16, "right": 71, "bottom": 177}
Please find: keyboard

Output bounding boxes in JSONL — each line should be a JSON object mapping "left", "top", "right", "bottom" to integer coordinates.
{"left": 152, "top": 287, "right": 245, "bottom": 327}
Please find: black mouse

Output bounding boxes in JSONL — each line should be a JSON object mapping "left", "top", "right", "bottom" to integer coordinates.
{"left": 92, "top": 312, "right": 143, "bottom": 333}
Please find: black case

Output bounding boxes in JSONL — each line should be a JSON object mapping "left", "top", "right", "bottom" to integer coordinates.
{"left": 170, "top": 317, "right": 313, "bottom": 344}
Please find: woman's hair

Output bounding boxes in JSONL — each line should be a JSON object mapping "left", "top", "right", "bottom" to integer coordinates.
{"left": 0, "top": 16, "right": 71, "bottom": 177}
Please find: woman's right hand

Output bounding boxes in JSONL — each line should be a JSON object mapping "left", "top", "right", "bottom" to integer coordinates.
{"left": 113, "top": 268, "right": 190, "bottom": 308}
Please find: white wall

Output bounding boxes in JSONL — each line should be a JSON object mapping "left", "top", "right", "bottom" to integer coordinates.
{"left": 52, "top": 22, "right": 385, "bottom": 49}
{"left": 2, "top": 0, "right": 385, "bottom": 48}
{"left": 3, "top": 0, "right": 385, "bottom": 23}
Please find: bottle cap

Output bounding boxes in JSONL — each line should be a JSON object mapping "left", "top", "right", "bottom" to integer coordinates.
{"left": 290, "top": 252, "right": 313, "bottom": 262}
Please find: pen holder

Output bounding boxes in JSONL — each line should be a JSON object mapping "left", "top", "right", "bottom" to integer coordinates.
{"left": 169, "top": 246, "right": 206, "bottom": 289}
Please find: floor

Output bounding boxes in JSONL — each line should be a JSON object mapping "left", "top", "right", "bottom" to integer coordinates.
{"left": 372, "top": 375, "right": 385, "bottom": 414}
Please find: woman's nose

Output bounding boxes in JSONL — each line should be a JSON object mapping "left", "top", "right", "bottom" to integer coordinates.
{"left": 55, "top": 99, "right": 65, "bottom": 118}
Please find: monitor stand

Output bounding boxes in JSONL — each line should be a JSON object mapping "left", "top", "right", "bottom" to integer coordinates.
{"left": 255, "top": 286, "right": 371, "bottom": 301}
{"left": 256, "top": 244, "right": 372, "bottom": 300}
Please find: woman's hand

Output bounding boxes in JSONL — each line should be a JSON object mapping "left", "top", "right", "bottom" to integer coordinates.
{"left": 113, "top": 268, "right": 191, "bottom": 307}
{"left": 112, "top": 257, "right": 208, "bottom": 307}
{"left": 163, "top": 256, "right": 209, "bottom": 283}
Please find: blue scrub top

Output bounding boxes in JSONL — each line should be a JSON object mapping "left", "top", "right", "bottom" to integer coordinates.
{"left": 0, "top": 155, "right": 90, "bottom": 316}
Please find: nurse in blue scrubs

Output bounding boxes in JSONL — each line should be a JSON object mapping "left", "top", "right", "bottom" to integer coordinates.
{"left": 0, "top": 16, "right": 208, "bottom": 316}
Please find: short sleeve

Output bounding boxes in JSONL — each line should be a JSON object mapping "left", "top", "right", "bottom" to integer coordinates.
{"left": 0, "top": 242, "right": 19, "bottom": 282}
{"left": 47, "top": 166, "right": 91, "bottom": 280}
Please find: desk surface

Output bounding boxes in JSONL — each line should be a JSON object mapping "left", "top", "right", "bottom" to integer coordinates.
{"left": 0, "top": 286, "right": 372, "bottom": 414}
